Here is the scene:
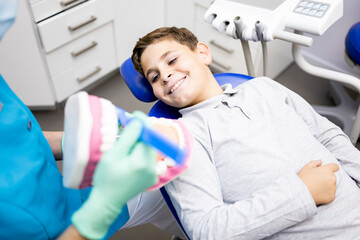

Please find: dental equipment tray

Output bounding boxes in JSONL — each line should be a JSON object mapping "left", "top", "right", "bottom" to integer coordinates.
{"left": 205, "top": 0, "right": 343, "bottom": 41}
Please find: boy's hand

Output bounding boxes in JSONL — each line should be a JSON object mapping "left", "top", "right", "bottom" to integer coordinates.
{"left": 298, "top": 160, "right": 339, "bottom": 205}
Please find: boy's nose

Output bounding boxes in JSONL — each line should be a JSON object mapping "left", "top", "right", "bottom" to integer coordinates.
{"left": 162, "top": 73, "right": 172, "bottom": 84}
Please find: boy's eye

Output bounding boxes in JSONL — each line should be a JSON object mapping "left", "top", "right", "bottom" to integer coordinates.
{"left": 169, "top": 57, "right": 177, "bottom": 65}
{"left": 152, "top": 74, "right": 159, "bottom": 83}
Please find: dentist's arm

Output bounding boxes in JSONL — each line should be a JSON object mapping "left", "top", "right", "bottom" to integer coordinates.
{"left": 43, "top": 131, "right": 63, "bottom": 160}
{"left": 57, "top": 117, "right": 157, "bottom": 240}
{"left": 57, "top": 226, "right": 86, "bottom": 240}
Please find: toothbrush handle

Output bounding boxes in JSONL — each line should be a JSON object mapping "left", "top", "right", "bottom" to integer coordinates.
{"left": 139, "top": 124, "right": 187, "bottom": 164}
{"left": 116, "top": 107, "right": 187, "bottom": 164}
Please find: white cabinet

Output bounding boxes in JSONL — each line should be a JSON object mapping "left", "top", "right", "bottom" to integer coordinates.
{"left": 29, "top": 0, "right": 88, "bottom": 23}
{"left": 0, "top": 0, "right": 118, "bottom": 108}
{"left": 0, "top": 0, "right": 55, "bottom": 108}
{"left": 37, "top": 0, "right": 114, "bottom": 53}
{"left": 35, "top": 0, "right": 117, "bottom": 102}
{"left": 46, "top": 22, "right": 117, "bottom": 101}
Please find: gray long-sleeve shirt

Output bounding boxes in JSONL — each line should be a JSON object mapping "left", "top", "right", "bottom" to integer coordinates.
{"left": 165, "top": 77, "right": 360, "bottom": 239}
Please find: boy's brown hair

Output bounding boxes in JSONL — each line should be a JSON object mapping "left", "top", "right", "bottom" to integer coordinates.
{"left": 132, "top": 27, "right": 199, "bottom": 77}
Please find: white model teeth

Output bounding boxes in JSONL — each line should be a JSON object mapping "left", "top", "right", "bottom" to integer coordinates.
{"left": 156, "top": 161, "right": 168, "bottom": 175}
{"left": 170, "top": 79, "right": 184, "bottom": 93}
{"left": 164, "top": 157, "right": 176, "bottom": 167}
{"left": 156, "top": 157, "right": 176, "bottom": 176}
{"left": 149, "top": 117, "right": 186, "bottom": 176}
{"left": 99, "top": 99, "right": 118, "bottom": 152}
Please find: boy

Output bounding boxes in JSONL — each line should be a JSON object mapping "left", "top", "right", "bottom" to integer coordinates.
{"left": 132, "top": 27, "right": 360, "bottom": 239}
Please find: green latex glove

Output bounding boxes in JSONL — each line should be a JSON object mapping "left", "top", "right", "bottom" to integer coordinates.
{"left": 72, "top": 113, "right": 157, "bottom": 239}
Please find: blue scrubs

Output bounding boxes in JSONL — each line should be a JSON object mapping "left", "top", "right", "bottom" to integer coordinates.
{"left": 0, "top": 75, "right": 129, "bottom": 239}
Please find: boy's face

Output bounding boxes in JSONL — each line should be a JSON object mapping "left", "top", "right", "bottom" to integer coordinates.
{"left": 140, "top": 39, "right": 214, "bottom": 108}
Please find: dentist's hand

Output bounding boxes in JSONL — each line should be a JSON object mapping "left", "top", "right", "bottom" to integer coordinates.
{"left": 72, "top": 113, "right": 157, "bottom": 239}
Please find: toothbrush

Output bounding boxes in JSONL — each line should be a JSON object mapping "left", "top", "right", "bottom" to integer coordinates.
{"left": 115, "top": 107, "right": 187, "bottom": 165}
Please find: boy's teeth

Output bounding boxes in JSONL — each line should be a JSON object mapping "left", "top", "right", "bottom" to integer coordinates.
{"left": 170, "top": 79, "right": 184, "bottom": 93}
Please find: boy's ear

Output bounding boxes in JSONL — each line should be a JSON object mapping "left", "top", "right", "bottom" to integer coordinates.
{"left": 196, "top": 42, "right": 212, "bottom": 66}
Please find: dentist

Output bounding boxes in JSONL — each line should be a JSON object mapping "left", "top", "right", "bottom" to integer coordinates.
{"left": 0, "top": 1, "right": 158, "bottom": 239}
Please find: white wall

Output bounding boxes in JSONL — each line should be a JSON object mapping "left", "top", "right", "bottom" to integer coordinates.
{"left": 303, "top": 0, "right": 360, "bottom": 78}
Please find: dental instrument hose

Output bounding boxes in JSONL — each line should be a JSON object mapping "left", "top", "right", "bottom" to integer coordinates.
{"left": 234, "top": 16, "right": 256, "bottom": 77}
{"left": 255, "top": 21, "right": 269, "bottom": 76}
{"left": 261, "top": 41, "right": 268, "bottom": 76}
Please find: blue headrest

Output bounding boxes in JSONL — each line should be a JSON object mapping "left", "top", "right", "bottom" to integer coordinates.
{"left": 346, "top": 22, "right": 360, "bottom": 65}
{"left": 120, "top": 58, "right": 157, "bottom": 102}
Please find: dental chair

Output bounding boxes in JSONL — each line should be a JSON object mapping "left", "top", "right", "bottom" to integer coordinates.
{"left": 299, "top": 21, "right": 360, "bottom": 141}
{"left": 120, "top": 57, "right": 253, "bottom": 239}
{"left": 324, "top": 21, "right": 360, "bottom": 135}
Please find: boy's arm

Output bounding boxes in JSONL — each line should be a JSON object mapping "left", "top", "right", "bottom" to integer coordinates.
{"left": 165, "top": 139, "right": 318, "bottom": 239}
{"left": 272, "top": 79, "right": 360, "bottom": 185}
{"left": 43, "top": 131, "right": 63, "bottom": 160}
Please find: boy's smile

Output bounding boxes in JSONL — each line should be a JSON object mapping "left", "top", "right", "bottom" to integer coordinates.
{"left": 140, "top": 40, "right": 223, "bottom": 108}
{"left": 168, "top": 76, "right": 186, "bottom": 95}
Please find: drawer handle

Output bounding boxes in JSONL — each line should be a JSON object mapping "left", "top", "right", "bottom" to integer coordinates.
{"left": 77, "top": 66, "right": 101, "bottom": 82}
{"left": 71, "top": 41, "right": 98, "bottom": 57}
{"left": 60, "top": 0, "right": 82, "bottom": 7}
{"left": 68, "top": 16, "right": 97, "bottom": 32}
{"left": 210, "top": 40, "right": 234, "bottom": 54}
{"left": 212, "top": 60, "right": 231, "bottom": 71}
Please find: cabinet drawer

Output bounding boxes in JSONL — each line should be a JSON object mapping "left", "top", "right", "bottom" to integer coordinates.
{"left": 29, "top": 0, "right": 88, "bottom": 23}
{"left": 45, "top": 22, "right": 115, "bottom": 78}
{"left": 52, "top": 48, "right": 117, "bottom": 101}
{"left": 37, "top": 0, "right": 114, "bottom": 53}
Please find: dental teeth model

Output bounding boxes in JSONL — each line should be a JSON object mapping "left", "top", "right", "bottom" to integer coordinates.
{"left": 62, "top": 91, "right": 193, "bottom": 191}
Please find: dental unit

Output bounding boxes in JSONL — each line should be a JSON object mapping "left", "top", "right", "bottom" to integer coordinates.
{"left": 205, "top": 0, "right": 360, "bottom": 144}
